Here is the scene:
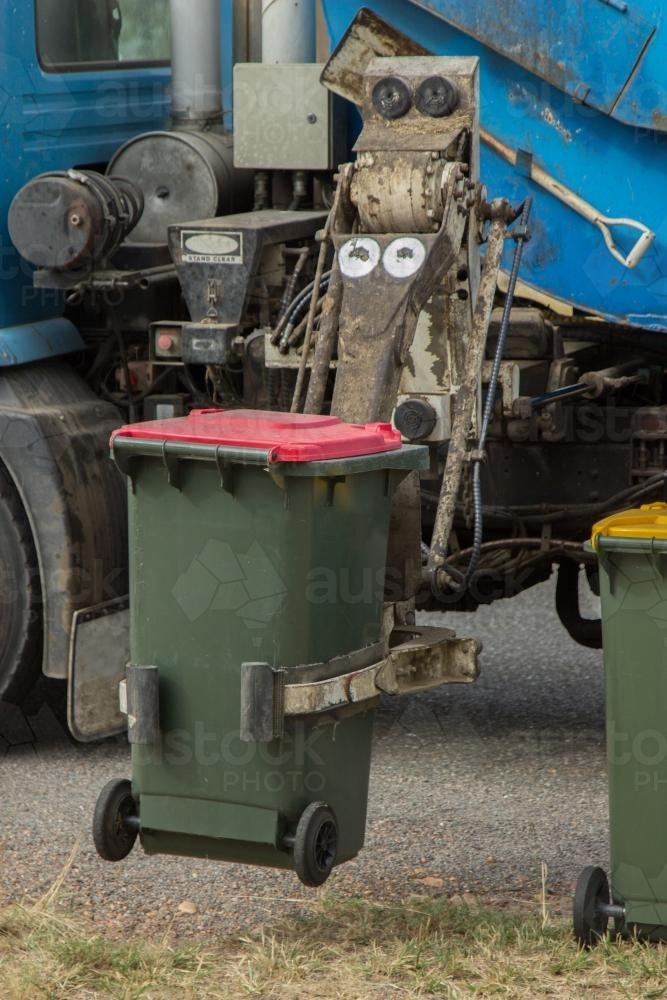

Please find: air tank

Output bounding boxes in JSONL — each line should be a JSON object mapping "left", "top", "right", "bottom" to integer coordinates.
{"left": 107, "top": 131, "right": 243, "bottom": 245}
{"left": 105, "top": 0, "right": 251, "bottom": 245}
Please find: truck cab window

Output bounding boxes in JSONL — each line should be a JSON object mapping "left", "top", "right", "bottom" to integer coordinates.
{"left": 36, "top": 0, "right": 170, "bottom": 70}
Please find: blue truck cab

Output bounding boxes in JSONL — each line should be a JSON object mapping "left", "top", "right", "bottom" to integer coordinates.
{"left": 0, "top": 1, "right": 172, "bottom": 698}
{"left": 0, "top": 0, "right": 170, "bottom": 351}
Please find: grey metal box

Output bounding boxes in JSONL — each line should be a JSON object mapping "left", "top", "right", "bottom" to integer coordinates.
{"left": 233, "top": 63, "right": 345, "bottom": 171}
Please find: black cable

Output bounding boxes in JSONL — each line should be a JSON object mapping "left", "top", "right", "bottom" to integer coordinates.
{"left": 283, "top": 275, "right": 331, "bottom": 333}
{"left": 101, "top": 365, "right": 172, "bottom": 409}
{"left": 530, "top": 383, "right": 589, "bottom": 409}
{"left": 279, "top": 246, "right": 310, "bottom": 321}
{"left": 426, "top": 469, "right": 666, "bottom": 591}
{"left": 109, "top": 311, "right": 137, "bottom": 422}
{"left": 285, "top": 273, "right": 332, "bottom": 323}
{"left": 271, "top": 270, "right": 333, "bottom": 345}
{"left": 421, "top": 472, "right": 666, "bottom": 525}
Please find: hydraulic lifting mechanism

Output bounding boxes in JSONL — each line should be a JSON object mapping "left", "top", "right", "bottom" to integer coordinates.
{"left": 53, "top": 14, "right": 535, "bottom": 746}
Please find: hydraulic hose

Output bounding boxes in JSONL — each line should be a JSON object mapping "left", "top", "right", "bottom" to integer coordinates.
{"left": 271, "top": 271, "right": 333, "bottom": 348}
{"left": 448, "top": 198, "right": 533, "bottom": 592}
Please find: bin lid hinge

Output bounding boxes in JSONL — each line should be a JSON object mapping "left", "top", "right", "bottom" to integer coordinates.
{"left": 215, "top": 448, "right": 236, "bottom": 494}
{"left": 161, "top": 444, "right": 182, "bottom": 490}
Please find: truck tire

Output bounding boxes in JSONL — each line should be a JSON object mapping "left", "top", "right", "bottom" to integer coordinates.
{"left": 0, "top": 462, "right": 42, "bottom": 703}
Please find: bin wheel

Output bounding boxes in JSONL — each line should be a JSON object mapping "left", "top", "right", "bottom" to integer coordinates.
{"left": 93, "top": 778, "right": 138, "bottom": 863}
{"left": 573, "top": 866, "right": 610, "bottom": 947}
{"left": 293, "top": 802, "right": 338, "bottom": 887}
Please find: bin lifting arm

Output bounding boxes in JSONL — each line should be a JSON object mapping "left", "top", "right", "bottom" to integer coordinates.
{"left": 239, "top": 626, "right": 481, "bottom": 744}
{"left": 301, "top": 52, "right": 486, "bottom": 424}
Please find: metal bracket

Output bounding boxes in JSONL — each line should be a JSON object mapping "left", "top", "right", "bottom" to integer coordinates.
{"left": 240, "top": 663, "right": 287, "bottom": 743}
{"left": 240, "top": 627, "right": 480, "bottom": 742}
{"left": 121, "top": 664, "right": 161, "bottom": 745}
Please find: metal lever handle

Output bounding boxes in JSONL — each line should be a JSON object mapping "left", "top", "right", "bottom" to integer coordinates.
{"left": 595, "top": 217, "right": 655, "bottom": 269}
{"left": 482, "top": 129, "right": 656, "bottom": 270}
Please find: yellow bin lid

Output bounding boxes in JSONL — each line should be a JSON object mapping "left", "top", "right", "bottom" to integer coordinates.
{"left": 591, "top": 503, "right": 667, "bottom": 550}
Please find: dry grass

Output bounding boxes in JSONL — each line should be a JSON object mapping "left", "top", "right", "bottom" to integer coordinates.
{"left": 223, "top": 895, "right": 667, "bottom": 999}
{"left": 0, "top": 903, "right": 208, "bottom": 999}
{"left": 3, "top": 879, "right": 667, "bottom": 998}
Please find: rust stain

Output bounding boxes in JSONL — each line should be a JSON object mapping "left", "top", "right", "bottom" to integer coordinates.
{"left": 652, "top": 108, "right": 667, "bottom": 132}
{"left": 541, "top": 107, "right": 572, "bottom": 143}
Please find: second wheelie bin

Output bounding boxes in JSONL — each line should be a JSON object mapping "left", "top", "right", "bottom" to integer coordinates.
{"left": 574, "top": 503, "right": 667, "bottom": 943}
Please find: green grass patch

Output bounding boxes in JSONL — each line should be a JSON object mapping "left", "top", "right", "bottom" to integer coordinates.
{"left": 0, "top": 904, "right": 208, "bottom": 999}
{"left": 3, "top": 893, "right": 667, "bottom": 998}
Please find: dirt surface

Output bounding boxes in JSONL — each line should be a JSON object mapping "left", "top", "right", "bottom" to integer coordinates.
{"left": 0, "top": 578, "right": 606, "bottom": 940}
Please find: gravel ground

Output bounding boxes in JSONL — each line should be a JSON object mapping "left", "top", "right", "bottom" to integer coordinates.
{"left": 0, "top": 578, "right": 607, "bottom": 939}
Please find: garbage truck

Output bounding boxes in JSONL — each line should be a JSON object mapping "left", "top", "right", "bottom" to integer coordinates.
{"left": 2, "top": 0, "right": 667, "bottom": 725}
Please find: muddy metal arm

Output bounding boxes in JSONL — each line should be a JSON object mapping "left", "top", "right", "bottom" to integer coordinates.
{"left": 302, "top": 52, "right": 484, "bottom": 426}
{"left": 328, "top": 158, "right": 471, "bottom": 423}
{"left": 426, "top": 205, "right": 511, "bottom": 578}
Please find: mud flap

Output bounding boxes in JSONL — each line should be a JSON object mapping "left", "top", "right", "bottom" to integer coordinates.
{"left": 67, "top": 597, "right": 129, "bottom": 742}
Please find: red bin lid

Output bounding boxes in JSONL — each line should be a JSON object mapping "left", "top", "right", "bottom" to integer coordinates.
{"left": 111, "top": 409, "right": 403, "bottom": 463}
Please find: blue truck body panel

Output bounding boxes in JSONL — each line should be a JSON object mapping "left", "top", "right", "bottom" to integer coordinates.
{"left": 0, "top": 4, "right": 171, "bottom": 355}
{"left": 322, "top": 0, "right": 667, "bottom": 331}
{"left": 0, "top": 318, "right": 84, "bottom": 367}
{"left": 4, "top": 1, "right": 667, "bottom": 343}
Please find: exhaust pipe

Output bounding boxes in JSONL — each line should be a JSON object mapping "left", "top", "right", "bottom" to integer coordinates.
{"left": 170, "top": 0, "right": 223, "bottom": 129}
{"left": 261, "top": 0, "right": 316, "bottom": 64}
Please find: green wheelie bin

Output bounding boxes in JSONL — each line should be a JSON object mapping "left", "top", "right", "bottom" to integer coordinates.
{"left": 92, "top": 409, "right": 427, "bottom": 886}
{"left": 574, "top": 503, "right": 667, "bottom": 944}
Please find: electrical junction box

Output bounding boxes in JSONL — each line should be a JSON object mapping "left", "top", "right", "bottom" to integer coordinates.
{"left": 233, "top": 63, "right": 346, "bottom": 171}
